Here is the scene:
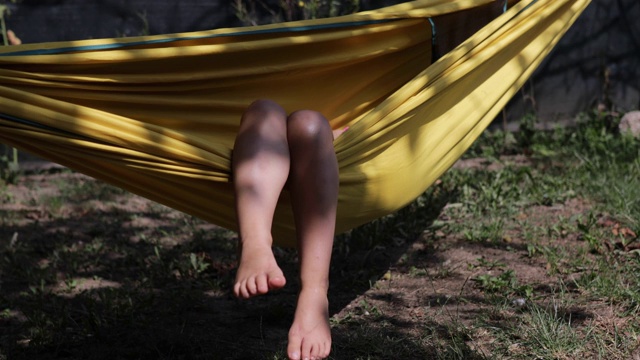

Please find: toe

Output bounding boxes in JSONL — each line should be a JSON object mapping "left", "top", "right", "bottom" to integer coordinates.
{"left": 255, "top": 274, "right": 269, "bottom": 294}
{"left": 245, "top": 277, "right": 258, "bottom": 296}
{"left": 309, "top": 344, "right": 319, "bottom": 360}
{"left": 287, "top": 334, "right": 302, "bottom": 360}
{"left": 268, "top": 272, "right": 286, "bottom": 289}
{"left": 239, "top": 280, "right": 251, "bottom": 299}
{"left": 301, "top": 339, "right": 313, "bottom": 360}
{"left": 288, "top": 350, "right": 300, "bottom": 360}
{"left": 323, "top": 340, "right": 331, "bottom": 358}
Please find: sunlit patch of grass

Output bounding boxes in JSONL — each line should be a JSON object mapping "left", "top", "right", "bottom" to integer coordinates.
{"left": 573, "top": 256, "right": 640, "bottom": 312}
{"left": 429, "top": 111, "right": 640, "bottom": 359}
{"left": 517, "top": 301, "right": 585, "bottom": 359}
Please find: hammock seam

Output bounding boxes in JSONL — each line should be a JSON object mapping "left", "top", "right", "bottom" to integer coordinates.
{"left": 0, "top": 19, "right": 400, "bottom": 57}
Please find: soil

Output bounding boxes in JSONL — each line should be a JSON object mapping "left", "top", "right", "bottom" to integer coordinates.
{"left": 0, "top": 158, "right": 637, "bottom": 359}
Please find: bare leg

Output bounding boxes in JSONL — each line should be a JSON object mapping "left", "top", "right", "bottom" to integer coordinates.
{"left": 286, "top": 110, "right": 338, "bottom": 360}
{"left": 232, "top": 101, "right": 339, "bottom": 359}
{"left": 232, "top": 99, "right": 289, "bottom": 299}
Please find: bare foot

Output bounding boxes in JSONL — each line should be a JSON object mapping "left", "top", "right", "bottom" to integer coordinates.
{"left": 233, "top": 242, "right": 286, "bottom": 299}
{"left": 287, "top": 289, "right": 331, "bottom": 360}
{"left": 7, "top": 30, "right": 21, "bottom": 46}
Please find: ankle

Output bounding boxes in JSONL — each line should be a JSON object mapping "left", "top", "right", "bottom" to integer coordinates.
{"left": 238, "top": 236, "right": 273, "bottom": 251}
{"left": 295, "top": 288, "right": 329, "bottom": 316}
{"left": 298, "top": 283, "right": 329, "bottom": 296}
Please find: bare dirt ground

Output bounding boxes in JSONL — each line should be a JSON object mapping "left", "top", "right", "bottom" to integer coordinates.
{"left": 0, "top": 158, "right": 638, "bottom": 359}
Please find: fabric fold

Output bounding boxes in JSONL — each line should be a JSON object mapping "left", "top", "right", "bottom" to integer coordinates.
{"left": 0, "top": 0, "right": 591, "bottom": 246}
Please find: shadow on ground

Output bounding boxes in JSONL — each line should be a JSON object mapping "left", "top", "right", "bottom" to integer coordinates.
{"left": 0, "top": 164, "right": 456, "bottom": 360}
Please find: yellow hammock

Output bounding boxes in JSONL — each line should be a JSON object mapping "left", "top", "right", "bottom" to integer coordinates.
{"left": 0, "top": 0, "right": 590, "bottom": 247}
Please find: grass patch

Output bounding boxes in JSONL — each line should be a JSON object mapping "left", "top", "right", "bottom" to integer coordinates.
{"left": 1, "top": 110, "right": 640, "bottom": 359}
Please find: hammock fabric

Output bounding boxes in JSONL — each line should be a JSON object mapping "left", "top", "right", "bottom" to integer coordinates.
{"left": 0, "top": 0, "right": 590, "bottom": 247}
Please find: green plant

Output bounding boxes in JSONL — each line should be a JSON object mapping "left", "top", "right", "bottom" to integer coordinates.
{"left": 518, "top": 302, "right": 584, "bottom": 359}
{"left": 474, "top": 270, "right": 533, "bottom": 298}
{"left": 471, "top": 257, "right": 505, "bottom": 270}
{"left": 234, "top": 0, "right": 361, "bottom": 25}
{"left": 465, "top": 128, "right": 518, "bottom": 159}
{"left": 576, "top": 211, "right": 606, "bottom": 253}
{"left": 175, "top": 252, "right": 211, "bottom": 280}
{"left": 0, "top": 150, "right": 19, "bottom": 184}
{"left": 515, "top": 113, "right": 538, "bottom": 150}
{"left": 298, "top": 0, "right": 360, "bottom": 20}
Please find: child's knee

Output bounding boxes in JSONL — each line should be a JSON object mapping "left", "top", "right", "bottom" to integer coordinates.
{"left": 243, "top": 99, "right": 286, "bottom": 120}
{"left": 248, "top": 98, "right": 278, "bottom": 109}
{"left": 287, "top": 110, "right": 332, "bottom": 143}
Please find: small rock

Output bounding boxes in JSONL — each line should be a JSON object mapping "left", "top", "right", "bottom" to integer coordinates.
{"left": 512, "top": 298, "right": 526, "bottom": 308}
{"left": 619, "top": 111, "right": 640, "bottom": 138}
